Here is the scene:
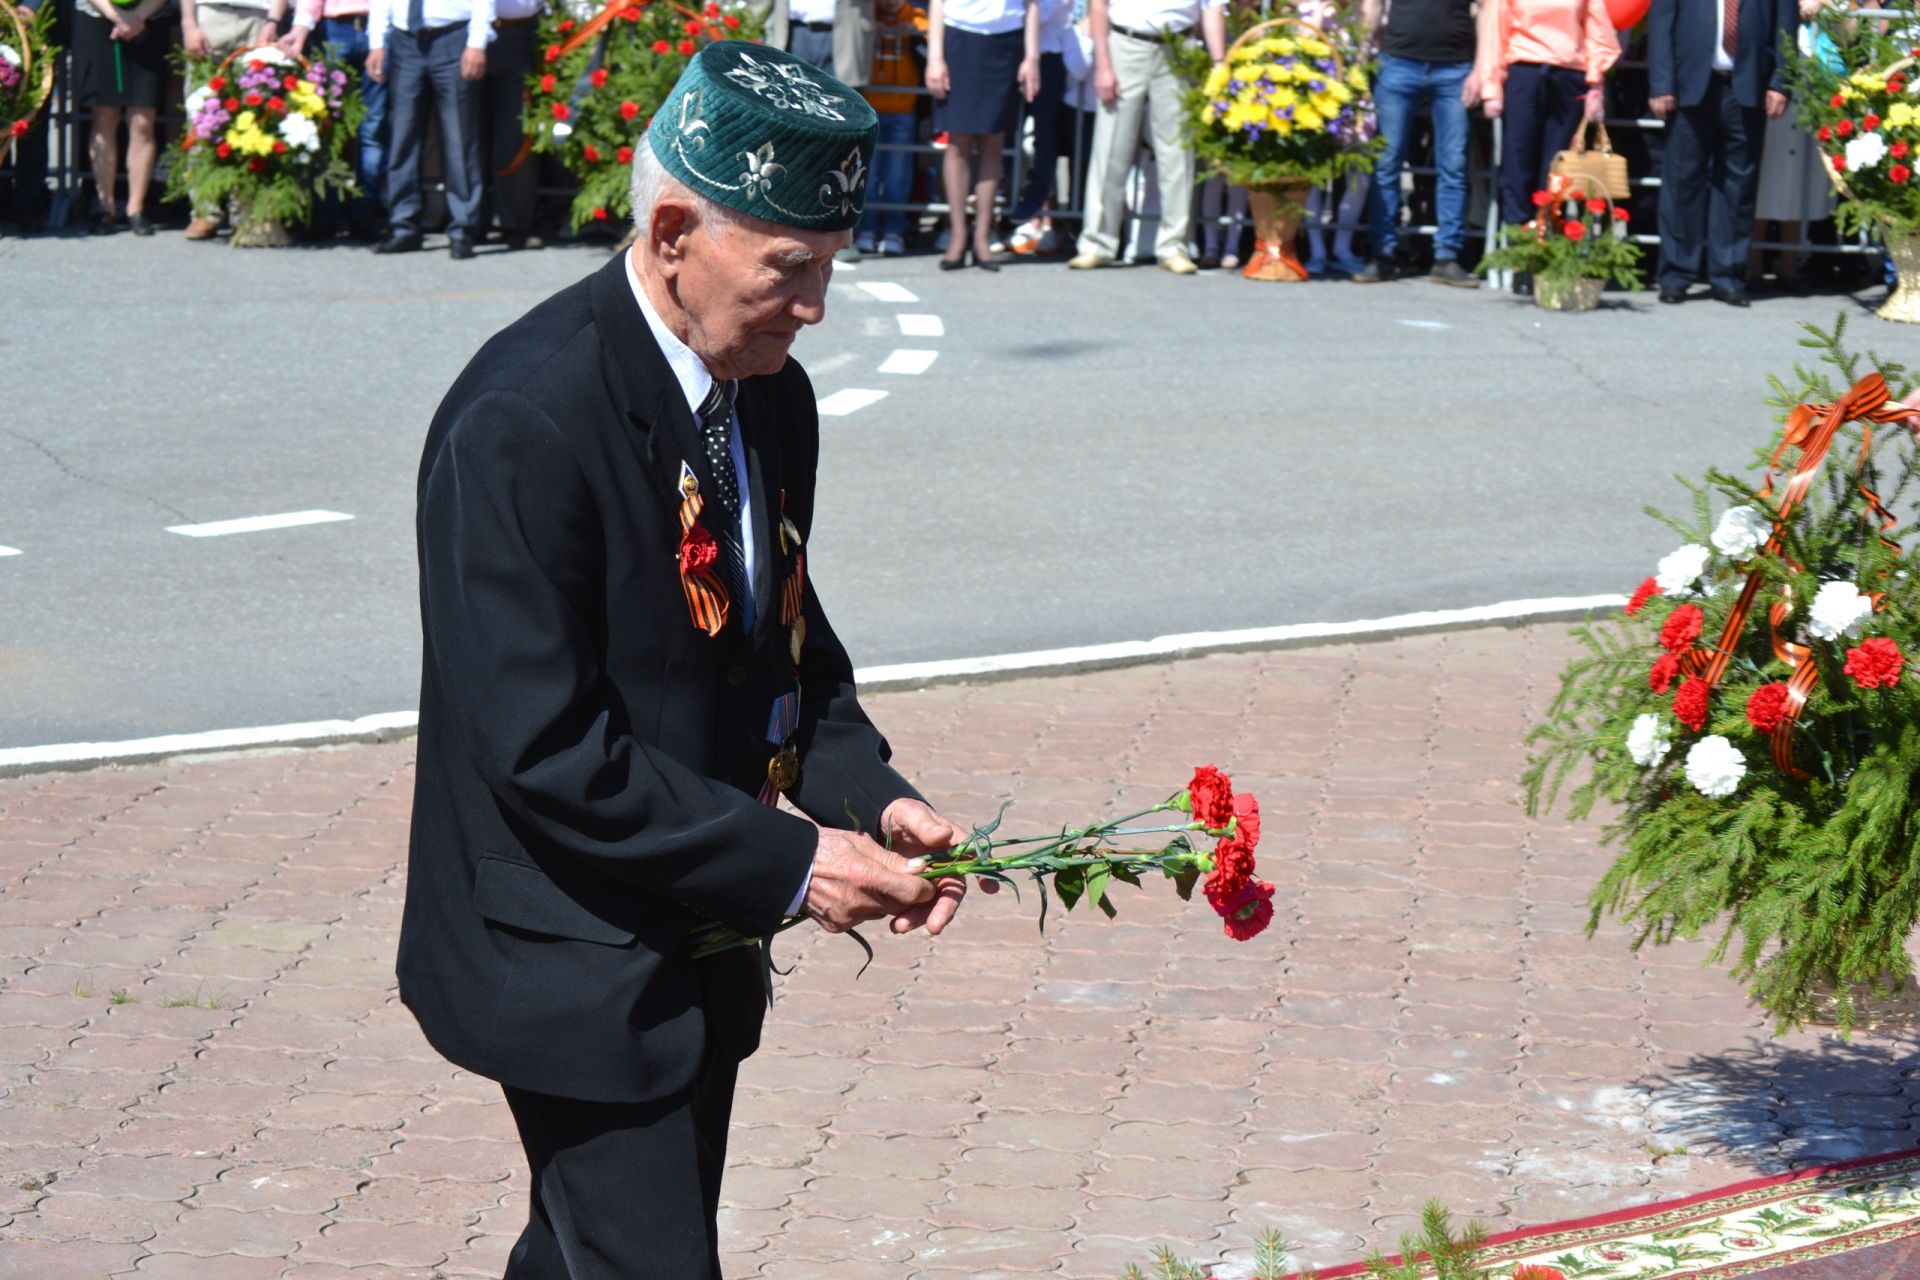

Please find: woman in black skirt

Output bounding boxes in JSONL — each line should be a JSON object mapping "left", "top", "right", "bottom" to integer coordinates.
{"left": 925, "top": 0, "right": 1038, "bottom": 269}
{"left": 71, "top": 0, "right": 175, "bottom": 234}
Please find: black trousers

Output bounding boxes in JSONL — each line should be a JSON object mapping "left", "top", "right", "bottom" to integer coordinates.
{"left": 1499, "top": 61, "right": 1589, "bottom": 226}
{"left": 482, "top": 21, "right": 539, "bottom": 236}
{"left": 1658, "top": 74, "right": 1765, "bottom": 292}
{"left": 500, "top": 950, "right": 765, "bottom": 1279}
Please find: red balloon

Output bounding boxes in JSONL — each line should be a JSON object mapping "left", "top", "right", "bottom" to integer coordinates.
{"left": 1606, "top": 0, "right": 1650, "bottom": 28}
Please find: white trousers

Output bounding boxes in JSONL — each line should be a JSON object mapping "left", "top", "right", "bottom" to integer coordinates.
{"left": 1075, "top": 32, "right": 1194, "bottom": 261}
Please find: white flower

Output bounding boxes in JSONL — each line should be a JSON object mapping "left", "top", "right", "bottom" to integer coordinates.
{"left": 1846, "top": 130, "right": 1888, "bottom": 172}
{"left": 551, "top": 121, "right": 573, "bottom": 138}
{"left": 0, "top": 43, "right": 21, "bottom": 69}
{"left": 185, "top": 85, "right": 214, "bottom": 118}
{"left": 278, "top": 112, "right": 319, "bottom": 152}
{"left": 1627, "top": 713, "right": 1672, "bottom": 766}
{"left": 1711, "top": 506, "right": 1772, "bottom": 558}
{"left": 243, "top": 46, "right": 294, "bottom": 67}
{"left": 1807, "top": 579, "right": 1873, "bottom": 640}
{"left": 1655, "top": 543, "right": 1712, "bottom": 595}
{"left": 1684, "top": 735, "right": 1747, "bottom": 798}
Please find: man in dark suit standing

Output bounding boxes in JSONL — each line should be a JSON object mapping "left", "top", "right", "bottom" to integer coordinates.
{"left": 403, "top": 42, "right": 977, "bottom": 1277}
{"left": 1648, "top": 0, "right": 1796, "bottom": 305}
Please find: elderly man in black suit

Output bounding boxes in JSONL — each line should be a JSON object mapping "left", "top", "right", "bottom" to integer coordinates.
{"left": 403, "top": 41, "right": 979, "bottom": 1278}
{"left": 1648, "top": 0, "right": 1797, "bottom": 305}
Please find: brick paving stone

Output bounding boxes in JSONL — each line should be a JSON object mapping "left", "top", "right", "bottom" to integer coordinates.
{"left": 0, "top": 1240, "right": 149, "bottom": 1280}
{"left": 192, "top": 1167, "right": 363, "bottom": 1214}
{"left": 54, "top": 1153, "right": 230, "bottom": 1201}
{"left": 147, "top": 1204, "right": 328, "bottom": 1257}
{"left": 129, "top": 1252, "right": 288, "bottom": 1279}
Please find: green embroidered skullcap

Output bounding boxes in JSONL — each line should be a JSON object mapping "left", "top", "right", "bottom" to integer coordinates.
{"left": 648, "top": 41, "right": 878, "bottom": 232}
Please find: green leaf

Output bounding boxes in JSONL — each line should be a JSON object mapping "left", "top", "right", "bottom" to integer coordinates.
{"left": 1085, "top": 865, "right": 1111, "bottom": 914}
{"left": 1172, "top": 867, "right": 1200, "bottom": 902}
{"left": 1110, "top": 864, "right": 1143, "bottom": 888}
{"left": 1054, "top": 866, "right": 1085, "bottom": 912}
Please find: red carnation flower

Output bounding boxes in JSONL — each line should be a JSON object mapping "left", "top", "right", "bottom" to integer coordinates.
{"left": 583, "top": 144, "right": 601, "bottom": 163}
{"left": 653, "top": 37, "right": 672, "bottom": 52}
{"left": 1895, "top": 164, "right": 1913, "bottom": 184}
{"left": 1185, "top": 765, "right": 1235, "bottom": 828}
{"left": 620, "top": 99, "right": 641, "bottom": 120}
{"left": 1563, "top": 220, "right": 1586, "bottom": 241}
{"left": 1513, "top": 1268, "right": 1569, "bottom": 1280}
{"left": 1844, "top": 637, "right": 1906, "bottom": 688}
{"left": 1895, "top": 140, "right": 1911, "bottom": 158}
{"left": 617, "top": 145, "right": 634, "bottom": 163}
{"left": 1219, "top": 879, "right": 1275, "bottom": 941}
{"left": 248, "top": 157, "right": 267, "bottom": 172}
{"left": 591, "top": 67, "right": 607, "bottom": 87}
{"left": 1625, "top": 576, "right": 1660, "bottom": 616}
{"left": 545, "top": 43, "right": 563, "bottom": 61}
{"left": 678, "top": 38, "right": 698, "bottom": 54}
{"left": 620, "top": 4, "right": 640, "bottom": 17}
{"left": 680, "top": 524, "right": 718, "bottom": 574}
{"left": 558, "top": 16, "right": 575, "bottom": 29}
{"left": 1746, "top": 681, "right": 1791, "bottom": 733}
{"left": 1673, "top": 677, "right": 1710, "bottom": 732}
{"left": 245, "top": 91, "right": 263, "bottom": 106}
{"left": 1230, "top": 793, "right": 1260, "bottom": 852}
{"left": 1819, "top": 125, "right": 1832, "bottom": 141}
{"left": 1892, "top": 77, "right": 1907, "bottom": 93}
{"left": 1203, "top": 864, "right": 1247, "bottom": 912}
{"left": 1531, "top": 190, "right": 1553, "bottom": 207}
{"left": 267, "top": 95, "right": 285, "bottom": 112}
{"left": 208, "top": 75, "right": 226, "bottom": 91}
{"left": 539, "top": 73, "right": 556, "bottom": 93}
{"left": 1649, "top": 650, "right": 1680, "bottom": 694}
{"left": 592, "top": 205, "right": 609, "bottom": 221}
{"left": 272, "top": 139, "right": 287, "bottom": 154}
{"left": 224, "top": 97, "right": 240, "bottom": 111}
{"left": 684, "top": 17, "right": 703, "bottom": 33}
{"left": 724, "top": 13, "right": 740, "bottom": 26}
{"left": 283, "top": 74, "right": 298, "bottom": 90}
{"left": 551, "top": 101, "right": 571, "bottom": 120}
{"left": 1586, "top": 197, "right": 1607, "bottom": 215}
{"left": 8, "top": 120, "right": 25, "bottom": 138}
{"left": 216, "top": 141, "right": 233, "bottom": 158}
{"left": 1659, "top": 603, "right": 1705, "bottom": 654}
{"left": 1838, "top": 118, "right": 1855, "bottom": 136}
{"left": 1615, "top": 206, "right": 1629, "bottom": 222}
{"left": 705, "top": 1, "right": 720, "bottom": 13}
{"left": 248, "top": 58, "right": 265, "bottom": 70}
{"left": 1833, "top": 154, "right": 1848, "bottom": 171}
{"left": 1865, "top": 113, "right": 1882, "bottom": 130}
{"left": 1832, "top": 92, "right": 1847, "bottom": 108}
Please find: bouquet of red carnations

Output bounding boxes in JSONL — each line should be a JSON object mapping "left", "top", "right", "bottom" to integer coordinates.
{"left": 695, "top": 764, "right": 1273, "bottom": 960}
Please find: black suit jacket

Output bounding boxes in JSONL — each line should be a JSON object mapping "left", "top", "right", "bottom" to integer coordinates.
{"left": 399, "top": 253, "right": 920, "bottom": 1105}
{"left": 1648, "top": 0, "right": 1795, "bottom": 111}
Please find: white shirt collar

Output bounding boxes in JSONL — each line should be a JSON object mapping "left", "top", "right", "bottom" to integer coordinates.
{"left": 626, "top": 246, "right": 715, "bottom": 421}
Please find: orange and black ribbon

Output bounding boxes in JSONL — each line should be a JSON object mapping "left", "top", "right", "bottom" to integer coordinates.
{"left": 1681, "top": 373, "right": 1914, "bottom": 777}
{"left": 678, "top": 489, "right": 729, "bottom": 636}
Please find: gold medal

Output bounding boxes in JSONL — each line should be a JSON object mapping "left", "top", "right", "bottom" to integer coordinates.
{"left": 767, "top": 745, "right": 799, "bottom": 791}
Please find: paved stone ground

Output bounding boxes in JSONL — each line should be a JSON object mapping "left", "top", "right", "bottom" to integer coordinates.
{"left": 1, "top": 623, "right": 1917, "bottom": 1279}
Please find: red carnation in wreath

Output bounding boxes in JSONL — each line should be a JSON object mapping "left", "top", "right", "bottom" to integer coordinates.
{"left": 1746, "top": 681, "right": 1791, "bottom": 733}
{"left": 1649, "top": 650, "right": 1681, "bottom": 693}
{"left": 591, "top": 67, "right": 608, "bottom": 87}
{"left": 551, "top": 101, "right": 571, "bottom": 121}
{"left": 583, "top": 144, "right": 601, "bottom": 163}
{"left": 1659, "top": 603, "right": 1705, "bottom": 653}
{"left": 617, "top": 145, "right": 634, "bottom": 164}
{"left": 1625, "top": 576, "right": 1660, "bottom": 615}
{"left": 620, "top": 99, "right": 641, "bottom": 120}
{"left": 653, "top": 37, "right": 672, "bottom": 52}
{"left": 677, "top": 38, "right": 698, "bottom": 54}
{"left": 9, "top": 120, "right": 26, "bottom": 138}
{"left": 540, "top": 73, "right": 556, "bottom": 93}
{"left": 1531, "top": 189, "right": 1553, "bottom": 207}
{"left": 724, "top": 13, "right": 741, "bottom": 26}
{"left": 1673, "top": 677, "right": 1710, "bottom": 732}
{"left": 1185, "top": 765, "right": 1234, "bottom": 828}
{"left": 1844, "top": 637, "right": 1905, "bottom": 689}
{"left": 1563, "top": 220, "right": 1586, "bottom": 241}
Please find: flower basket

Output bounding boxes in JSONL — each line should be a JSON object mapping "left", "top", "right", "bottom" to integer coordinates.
{"left": 1524, "top": 324, "right": 1920, "bottom": 1033}
{"left": 1534, "top": 275, "right": 1605, "bottom": 311}
{"left": 522, "top": 0, "right": 762, "bottom": 230}
{"left": 166, "top": 43, "right": 362, "bottom": 244}
{"left": 0, "top": 0, "right": 58, "bottom": 166}
{"left": 1242, "top": 181, "right": 1312, "bottom": 281}
{"left": 1881, "top": 228, "right": 1920, "bottom": 323}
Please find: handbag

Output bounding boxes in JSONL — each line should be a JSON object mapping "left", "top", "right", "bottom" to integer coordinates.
{"left": 1550, "top": 120, "right": 1631, "bottom": 203}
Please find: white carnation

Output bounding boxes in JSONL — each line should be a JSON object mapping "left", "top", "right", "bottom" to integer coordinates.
{"left": 1846, "top": 130, "right": 1889, "bottom": 172}
{"left": 279, "top": 112, "right": 320, "bottom": 152}
{"left": 1684, "top": 735, "right": 1747, "bottom": 798}
{"left": 244, "top": 46, "right": 295, "bottom": 67}
{"left": 1711, "top": 506, "right": 1772, "bottom": 558}
{"left": 185, "top": 85, "right": 214, "bottom": 117}
{"left": 0, "top": 43, "right": 21, "bottom": 69}
{"left": 551, "top": 121, "right": 574, "bottom": 138}
{"left": 1807, "top": 579, "right": 1873, "bottom": 640}
{"left": 1655, "top": 543, "right": 1712, "bottom": 595}
{"left": 1626, "top": 713, "right": 1672, "bottom": 766}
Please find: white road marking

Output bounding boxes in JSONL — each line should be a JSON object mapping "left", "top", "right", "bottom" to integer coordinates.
{"left": 0, "top": 547, "right": 20, "bottom": 558}
{"left": 816, "top": 388, "right": 888, "bottom": 416}
{"left": 0, "top": 593, "right": 1626, "bottom": 773}
{"left": 878, "top": 350, "right": 938, "bottom": 376}
{"left": 897, "top": 314, "right": 945, "bottom": 337}
{"left": 856, "top": 281, "right": 918, "bottom": 303}
{"left": 1398, "top": 319, "right": 1453, "bottom": 331}
{"left": 166, "top": 510, "right": 354, "bottom": 538}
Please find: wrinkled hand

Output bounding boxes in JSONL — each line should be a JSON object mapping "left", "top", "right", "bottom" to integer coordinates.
{"left": 1649, "top": 93, "right": 1676, "bottom": 120}
{"left": 367, "top": 47, "right": 385, "bottom": 82}
{"left": 803, "top": 827, "right": 935, "bottom": 935}
{"left": 878, "top": 798, "right": 995, "bottom": 937}
{"left": 925, "top": 59, "right": 950, "bottom": 98}
{"left": 461, "top": 46, "right": 486, "bottom": 80}
{"left": 1765, "top": 88, "right": 1789, "bottom": 119}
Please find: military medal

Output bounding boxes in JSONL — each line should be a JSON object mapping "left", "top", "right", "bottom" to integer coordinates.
{"left": 789, "top": 615, "right": 806, "bottom": 665}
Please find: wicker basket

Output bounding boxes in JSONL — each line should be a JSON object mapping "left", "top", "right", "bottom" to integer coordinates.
{"left": 1, "top": 0, "right": 57, "bottom": 166}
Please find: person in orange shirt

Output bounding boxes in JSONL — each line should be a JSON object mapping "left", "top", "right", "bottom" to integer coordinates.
{"left": 859, "top": 0, "right": 928, "bottom": 255}
{"left": 1476, "top": 0, "right": 1621, "bottom": 227}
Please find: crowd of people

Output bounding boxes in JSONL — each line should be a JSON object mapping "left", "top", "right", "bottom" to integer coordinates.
{"left": 0, "top": 0, "right": 1878, "bottom": 299}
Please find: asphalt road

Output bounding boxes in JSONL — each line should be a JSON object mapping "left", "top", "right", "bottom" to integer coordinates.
{"left": 0, "top": 229, "right": 1898, "bottom": 748}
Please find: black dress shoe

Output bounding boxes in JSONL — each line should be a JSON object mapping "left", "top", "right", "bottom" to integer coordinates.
{"left": 128, "top": 212, "right": 155, "bottom": 237}
{"left": 374, "top": 232, "right": 423, "bottom": 255}
{"left": 448, "top": 235, "right": 476, "bottom": 260}
{"left": 1658, "top": 285, "right": 1687, "bottom": 304}
{"left": 1710, "top": 286, "right": 1751, "bottom": 307}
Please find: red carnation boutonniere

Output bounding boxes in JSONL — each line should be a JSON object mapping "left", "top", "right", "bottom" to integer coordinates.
{"left": 676, "top": 482, "right": 730, "bottom": 636}
{"left": 679, "top": 522, "right": 719, "bottom": 577}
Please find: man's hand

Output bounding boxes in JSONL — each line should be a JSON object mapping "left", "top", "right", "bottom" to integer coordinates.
{"left": 367, "top": 47, "right": 385, "bottom": 82}
{"left": 115, "top": 15, "right": 147, "bottom": 39}
{"left": 803, "top": 827, "right": 935, "bottom": 934}
{"left": 461, "top": 47, "right": 486, "bottom": 80}
{"left": 1461, "top": 68, "right": 1480, "bottom": 107}
{"left": 1095, "top": 62, "right": 1119, "bottom": 107}
{"left": 877, "top": 797, "right": 994, "bottom": 937}
{"left": 925, "top": 59, "right": 950, "bottom": 97}
{"left": 183, "top": 21, "right": 212, "bottom": 55}
{"left": 279, "top": 23, "right": 310, "bottom": 53}
{"left": 1482, "top": 96, "right": 1503, "bottom": 118}
{"left": 1649, "top": 93, "right": 1676, "bottom": 120}
{"left": 1765, "top": 88, "right": 1790, "bottom": 119}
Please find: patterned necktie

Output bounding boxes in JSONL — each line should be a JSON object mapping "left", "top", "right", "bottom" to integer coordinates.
{"left": 1722, "top": 0, "right": 1738, "bottom": 60}
{"left": 697, "top": 379, "right": 750, "bottom": 623}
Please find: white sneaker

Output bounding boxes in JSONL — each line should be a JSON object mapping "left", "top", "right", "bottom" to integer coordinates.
{"left": 1008, "top": 218, "right": 1046, "bottom": 255}
{"left": 880, "top": 233, "right": 905, "bottom": 256}
{"left": 854, "top": 231, "right": 876, "bottom": 254}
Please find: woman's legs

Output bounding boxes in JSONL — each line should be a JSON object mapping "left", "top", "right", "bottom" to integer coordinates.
{"left": 972, "top": 130, "right": 1003, "bottom": 259}
{"left": 89, "top": 106, "right": 123, "bottom": 224}
{"left": 125, "top": 108, "right": 157, "bottom": 217}
{"left": 941, "top": 132, "right": 975, "bottom": 262}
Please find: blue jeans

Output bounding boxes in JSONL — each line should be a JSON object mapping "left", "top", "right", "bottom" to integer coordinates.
{"left": 318, "top": 17, "right": 389, "bottom": 227}
{"left": 1368, "top": 53, "right": 1472, "bottom": 262}
{"left": 859, "top": 111, "right": 915, "bottom": 241}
